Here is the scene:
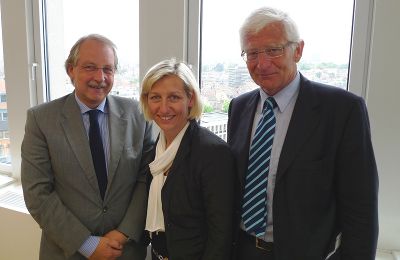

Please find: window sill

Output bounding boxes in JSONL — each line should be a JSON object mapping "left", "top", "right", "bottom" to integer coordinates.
{"left": 376, "top": 250, "right": 400, "bottom": 260}
{"left": 0, "top": 182, "right": 29, "bottom": 214}
{"left": 0, "top": 174, "right": 15, "bottom": 188}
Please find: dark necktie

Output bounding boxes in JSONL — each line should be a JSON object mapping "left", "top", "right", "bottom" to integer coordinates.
{"left": 242, "top": 97, "right": 277, "bottom": 237}
{"left": 88, "top": 109, "right": 107, "bottom": 200}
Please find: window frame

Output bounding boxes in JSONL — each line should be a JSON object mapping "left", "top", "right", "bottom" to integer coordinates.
{"left": 0, "top": 0, "right": 38, "bottom": 175}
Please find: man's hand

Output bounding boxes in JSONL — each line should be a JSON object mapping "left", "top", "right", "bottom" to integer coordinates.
{"left": 88, "top": 237, "right": 122, "bottom": 260}
{"left": 104, "top": 230, "right": 129, "bottom": 246}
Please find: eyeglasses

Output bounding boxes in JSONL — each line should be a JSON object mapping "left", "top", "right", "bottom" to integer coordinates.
{"left": 80, "top": 64, "right": 115, "bottom": 75}
{"left": 241, "top": 42, "right": 295, "bottom": 62}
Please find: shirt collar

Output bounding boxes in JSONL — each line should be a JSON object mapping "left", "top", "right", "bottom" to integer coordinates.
{"left": 259, "top": 72, "right": 300, "bottom": 113}
{"left": 74, "top": 93, "right": 107, "bottom": 114}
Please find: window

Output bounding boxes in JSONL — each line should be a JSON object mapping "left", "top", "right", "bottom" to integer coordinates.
{"left": 0, "top": 0, "right": 372, "bottom": 181}
{"left": 44, "top": 0, "right": 139, "bottom": 101}
{"left": 0, "top": 131, "right": 8, "bottom": 139}
{"left": 0, "top": 6, "right": 11, "bottom": 168}
{"left": 200, "top": 0, "right": 354, "bottom": 140}
{"left": 0, "top": 0, "right": 140, "bottom": 179}
{"left": 0, "top": 93, "right": 6, "bottom": 102}
{"left": 0, "top": 111, "right": 7, "bottom": 121}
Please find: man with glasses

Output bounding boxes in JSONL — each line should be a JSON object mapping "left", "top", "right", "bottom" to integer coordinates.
{"left": 228, "top": 7, "right": 378, "bottom": 260}
{"left": 21, "top": 34, "right": 154, "bottom": 260}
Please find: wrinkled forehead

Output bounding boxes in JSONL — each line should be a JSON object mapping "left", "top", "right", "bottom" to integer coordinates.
{"left": 242, "top": 23, "right": 287, "bottom": 50}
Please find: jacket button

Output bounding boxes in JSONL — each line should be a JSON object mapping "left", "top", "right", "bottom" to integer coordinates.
{"left": 103, "top": 207, "right": 108, "bottom": 213}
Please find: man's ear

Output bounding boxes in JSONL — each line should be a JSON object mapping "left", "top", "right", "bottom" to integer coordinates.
{"left": 294, "top": 40, "right": 304, "bottom": 63}
{"left": 67, "top": 64, "right": 75, "bottom": 81}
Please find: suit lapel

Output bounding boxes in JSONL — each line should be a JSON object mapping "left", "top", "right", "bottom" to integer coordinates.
{"left": 276, "top": 76, "right": 321, "bottom": 183}
{"left": 60, "top": 94, "right": 99, "bottom": 193}
{"left": 162, "top": 121, "right": 193, "bottom": 211}
{"left": 237, "top": 91, "right": 259, "bottom": 188}
{"left": 106, "top": 96, "right": 127, "bottom": 189}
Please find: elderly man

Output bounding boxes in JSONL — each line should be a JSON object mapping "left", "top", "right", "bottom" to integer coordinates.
{"left": 228, "top": 7, "right": 378, "bottom": 260}
{"left": 21, "top": 34, "right": 154, "bottom": 260}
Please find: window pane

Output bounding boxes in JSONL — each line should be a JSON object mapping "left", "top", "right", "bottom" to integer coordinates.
{"left": 200, "top": 0, "right": 354, "bottom": 140}
{"left": 0, "top": 6, "right": 11, "bottom": 166}
{"left": 45, "top": 0, "right": 139, "bottom": 101}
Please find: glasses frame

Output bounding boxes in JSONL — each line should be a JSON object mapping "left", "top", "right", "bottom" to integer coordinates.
{"left": 241, "top": 42, "right": 296, "bottom": 63}
{"left": 79, "top": 64, "right": 116, "bottom": 75}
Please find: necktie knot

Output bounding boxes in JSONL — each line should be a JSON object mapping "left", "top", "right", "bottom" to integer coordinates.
{"left": 88, "top": 109, "right": 100, "bottom": 122}
{"left": 263, "top": 97, "right": 277, "bottom": 112}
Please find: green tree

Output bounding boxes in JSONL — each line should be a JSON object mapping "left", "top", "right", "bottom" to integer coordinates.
{"left": 222, "top": 100, "right": 230, "bottom": 113}
{"left": 298, "top": 62, "right": 313, "bottom": 70}
{"left": 203, "top": 103, "right": 214, "bottom": 113}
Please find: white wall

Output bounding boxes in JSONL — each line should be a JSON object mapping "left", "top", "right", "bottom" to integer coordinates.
{"left": 367, "top": 0, "right": 400, "bottom": 252}
{"left": 0, "top": 206, "right": 41, "bottom": 259}
{"left": 139, "top": 0, "right": 187, "bottom": 80}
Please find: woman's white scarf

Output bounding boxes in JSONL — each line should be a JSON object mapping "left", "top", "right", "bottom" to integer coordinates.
{"left": 145, "top": 122, "right": 190, "bottom": 232}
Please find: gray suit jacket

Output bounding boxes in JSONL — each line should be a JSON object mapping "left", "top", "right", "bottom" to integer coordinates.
{"left": 21, "top": 93, "right": 154, "bottom": 260}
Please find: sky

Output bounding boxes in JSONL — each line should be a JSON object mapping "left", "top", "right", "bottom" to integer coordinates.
{"left": 62, "top": 0, "right": 139, "bottom": 66}
{"left": 48, "top": 0, "right": 353, "bottom": 69}
{"left": 202, "top": 0, "right": 354, "bottom": 64}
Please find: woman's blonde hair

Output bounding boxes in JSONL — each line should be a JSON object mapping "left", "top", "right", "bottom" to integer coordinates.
{"left": 140, "top": 58, "right": 203, "bottom": 120}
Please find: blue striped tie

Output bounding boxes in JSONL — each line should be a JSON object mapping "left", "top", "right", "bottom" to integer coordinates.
{"left": 242, "top": 97, "right": 277, "bottom": 237}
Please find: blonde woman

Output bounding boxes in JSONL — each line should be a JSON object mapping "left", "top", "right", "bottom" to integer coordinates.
{"left": 140, "top": 58, "right": 235, "bottom": 260}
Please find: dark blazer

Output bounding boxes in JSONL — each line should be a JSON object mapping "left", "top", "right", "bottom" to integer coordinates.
{"left": 150, "top": 120, "right": 235, "bottom": 260}
{"left": 21, "top": 93, "right": 154, "bottom": 260}
{"left": 228, "top": 74, "right": 378, "bottom": 260}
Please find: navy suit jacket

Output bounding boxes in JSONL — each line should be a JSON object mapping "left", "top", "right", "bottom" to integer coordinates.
{"left": 149, "top": 120, "right": 235, "bottom": 259}
{"left": 228, "top": 74, "right": 378, "bottom": 260}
